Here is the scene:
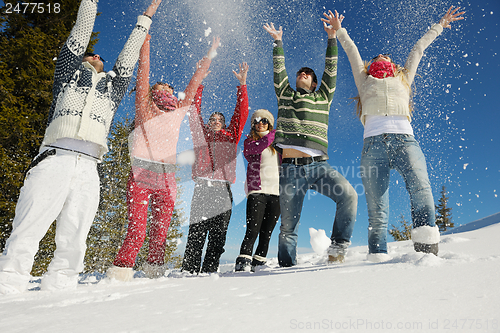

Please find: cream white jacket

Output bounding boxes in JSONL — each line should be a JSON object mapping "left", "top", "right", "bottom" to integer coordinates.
{"left": 336, "top": 24, "right": 443, "bottom": 125}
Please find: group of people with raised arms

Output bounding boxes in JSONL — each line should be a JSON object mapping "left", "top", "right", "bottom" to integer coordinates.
{"left": 0, "top": 0, "right": 464, "bottom": 293}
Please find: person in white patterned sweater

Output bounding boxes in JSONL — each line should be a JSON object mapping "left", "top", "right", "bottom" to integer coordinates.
{"left": 0, "top": 0, "right": 162, "bottom": 294}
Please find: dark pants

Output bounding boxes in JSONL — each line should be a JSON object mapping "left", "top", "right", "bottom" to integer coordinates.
{"left": 182, "top": 181, "right": 233, "bottom": 274}
{"left": 239, "top": 193, "right": 280, "bottom": 258}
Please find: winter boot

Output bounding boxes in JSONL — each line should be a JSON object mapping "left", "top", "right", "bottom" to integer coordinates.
{"left": 414, "top": 243, "right": 439, "bottom": 255}
{"left": 234, "top": 255, "right": 252, "bottom": 272}
{"left": 142, "top": 262, "right": 167, "bottom": 279}
{"left": 107, "top": 265, "right": 134, "bottom": 282}
{"left": 411, "top": 226, "right": 440, "bottom": 256}
{"left": 327, "top": 241, "right": 350, "bottom": 263}
{"left": 251, "top": 255, "right": 267, "bottom": 272}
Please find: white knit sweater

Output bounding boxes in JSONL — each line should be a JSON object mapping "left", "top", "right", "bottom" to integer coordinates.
{"left": 336, "top": 24, "right": 443, "bottom": 125}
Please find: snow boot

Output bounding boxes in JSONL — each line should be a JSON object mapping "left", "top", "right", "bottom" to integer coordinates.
{"left": 234, "top": 255, "right": 252, "bottom": 272}
{"left": 251, "top": 255, "right": 267, "bottom": 272}
{"left": 107, "top": 265, "right": 134, "bottom": 282}
{"left": 327, "top": 241, "right": 350, "bottom": 263}
{"left": 411, "top": 225, "right": 440, "bottom": 256}
{"left": 414, "top": 243, "right": 439, "bottom": 255}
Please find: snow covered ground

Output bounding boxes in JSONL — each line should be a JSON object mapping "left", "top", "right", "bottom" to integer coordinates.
{"left": 1, "top": 213, "right": 499, "bottom": 333}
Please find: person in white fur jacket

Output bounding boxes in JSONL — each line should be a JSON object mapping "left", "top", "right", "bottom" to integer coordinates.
{"left": 0, "top": 0, "right": 162, "bottom": 294}
{"left": 322, "top": 7, "right": 464, "bottom": 261}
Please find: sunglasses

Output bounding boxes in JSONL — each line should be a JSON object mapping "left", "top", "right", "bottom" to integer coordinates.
{"left": 253, "top": 118, "right": 269, "bottom": 125}
{"left": 84, "top": 52, "right": 105, "bottom": 63}
{"left": 371, "top": 53, "right": 391, "bottom": 61}
{"left": 296, "top": 70, "right": 313, "bottom": 77}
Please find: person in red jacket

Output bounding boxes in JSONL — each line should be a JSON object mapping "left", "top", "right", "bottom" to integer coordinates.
{"left": 107, "top": 33, "right": 220, "bottom": 281}
{"left": 181, "top": 63, "right": 249, "bottom": 274}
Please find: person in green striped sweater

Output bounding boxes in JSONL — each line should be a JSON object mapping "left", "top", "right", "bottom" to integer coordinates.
{"left": 263, "top": 11, "right": 357, "bottom": 268}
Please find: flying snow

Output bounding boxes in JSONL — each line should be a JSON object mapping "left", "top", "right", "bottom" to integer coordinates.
{"left": 309, "top": 228, "right": 332, "bottom": 255}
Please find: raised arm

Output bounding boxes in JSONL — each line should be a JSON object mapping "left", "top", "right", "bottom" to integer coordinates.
{"left": 226, "top": 75, "right": 249, "bottom": 143}
{"left": 188, "top": 85, "right": 208, "bottom": 146}
{"left": 405, "top": 6, "right": 465, "bottom": 84}
{"left": 328, "top": 11, "right": 366, "bottom": 92}
{"left": 316, "top": 11, "right": 341, "bottom": 103}
{"left": 110, "top": 0, "right": 162, "bottom": 109}
{"left": 179, "top": 36, "right": 220, "bottom": 108}
{"left": 135, "top": 35, "right": 151, "bottom": 120}
{"left": 264, "top": 23, "right": 289, "bottom": 98}
{"left": 52, "top": 0, "right": 97, "bottom": 102}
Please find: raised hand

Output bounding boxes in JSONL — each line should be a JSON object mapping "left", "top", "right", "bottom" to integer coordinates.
{"left": 144, "top": 0, "right": 162, "bottom": 18}
{"left": 207, "top": 36, "right": 221, "bottom": 59}
{"left": 439, "top": 6, "right": 465, "bottom": 29}
{"left": 263, "top": 23, "right": 283, "bottom": 41}
{"left": 321, "top": 10, "right": 344, "bottom": 31}
{"left": 232, "top": 62, "right": 249, "bottom": 86}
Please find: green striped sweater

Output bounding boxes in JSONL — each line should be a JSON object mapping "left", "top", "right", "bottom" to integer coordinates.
{"left": 272, "top": 39, "right": 338, "bottom": 155}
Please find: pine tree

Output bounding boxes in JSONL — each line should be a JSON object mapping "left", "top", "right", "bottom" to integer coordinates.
{"left": 435, "top": 185, "right": 454, "bottom": 232}
{"left": 389, "top": 214, "right": 412, "bottom": 241}
{"left": 84, "top": 117, "right": 133, "bottom": 273}
{"left": 0, "top": 1, "right": 99, "bottom": 254}
{"left": 30, "top": 222, "right": 57, "bottom": 276}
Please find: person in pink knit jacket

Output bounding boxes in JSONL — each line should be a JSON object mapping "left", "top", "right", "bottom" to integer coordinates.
{"left": 107, "top": 33, "right": 220, "bottom": 281}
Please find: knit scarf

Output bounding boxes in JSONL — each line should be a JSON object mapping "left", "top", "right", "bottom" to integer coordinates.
{"left": 368, "top": 61, "right": 395, "bottom": 79}
{"left": 257, "top": 130, "right": 269, "bottom": 137}
{"left": 151, "top": 90, "right": 178, "bottom": 112}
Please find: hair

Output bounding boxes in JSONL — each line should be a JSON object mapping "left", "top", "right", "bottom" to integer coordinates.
{"left": 249, "top": 123, "right": 276, "bottom": 154}
{"left": 208, "top": 112, "right": 226, "bottom": 129}
{"left": 296, "top": 67, "right": 318, "bottom": 84}
{"left": 128, "top": 82, "right": 174, "bottom": 97}
{"left": 352, "top": 60, "right": 414, "bottom": 119}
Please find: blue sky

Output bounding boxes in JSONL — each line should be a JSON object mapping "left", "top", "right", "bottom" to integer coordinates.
{"left": 90, "top": 0, "right": 499, "bottom": 261}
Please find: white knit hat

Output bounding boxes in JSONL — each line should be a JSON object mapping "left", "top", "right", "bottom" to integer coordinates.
{"left": 250, "top": 109, "right": 275, "bottom": 126}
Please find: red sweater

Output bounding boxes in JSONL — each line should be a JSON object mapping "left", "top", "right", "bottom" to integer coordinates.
{"left": 189, "top": 85, "right": 249, "bottom": 183}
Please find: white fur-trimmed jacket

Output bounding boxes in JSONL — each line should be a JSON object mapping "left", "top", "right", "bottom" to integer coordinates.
{"left": 41, "top": 0, "right": 152, "bottom": 158}
{"left": 336, "top": 24, "right": 443, "bottom": 125}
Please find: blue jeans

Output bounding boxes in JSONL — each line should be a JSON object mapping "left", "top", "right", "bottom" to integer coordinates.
{"left": 361, "top": 134, "right": 436, "bottom": 254}
{"left": 278, "top": 160, "right": 358, "bottom": 267}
